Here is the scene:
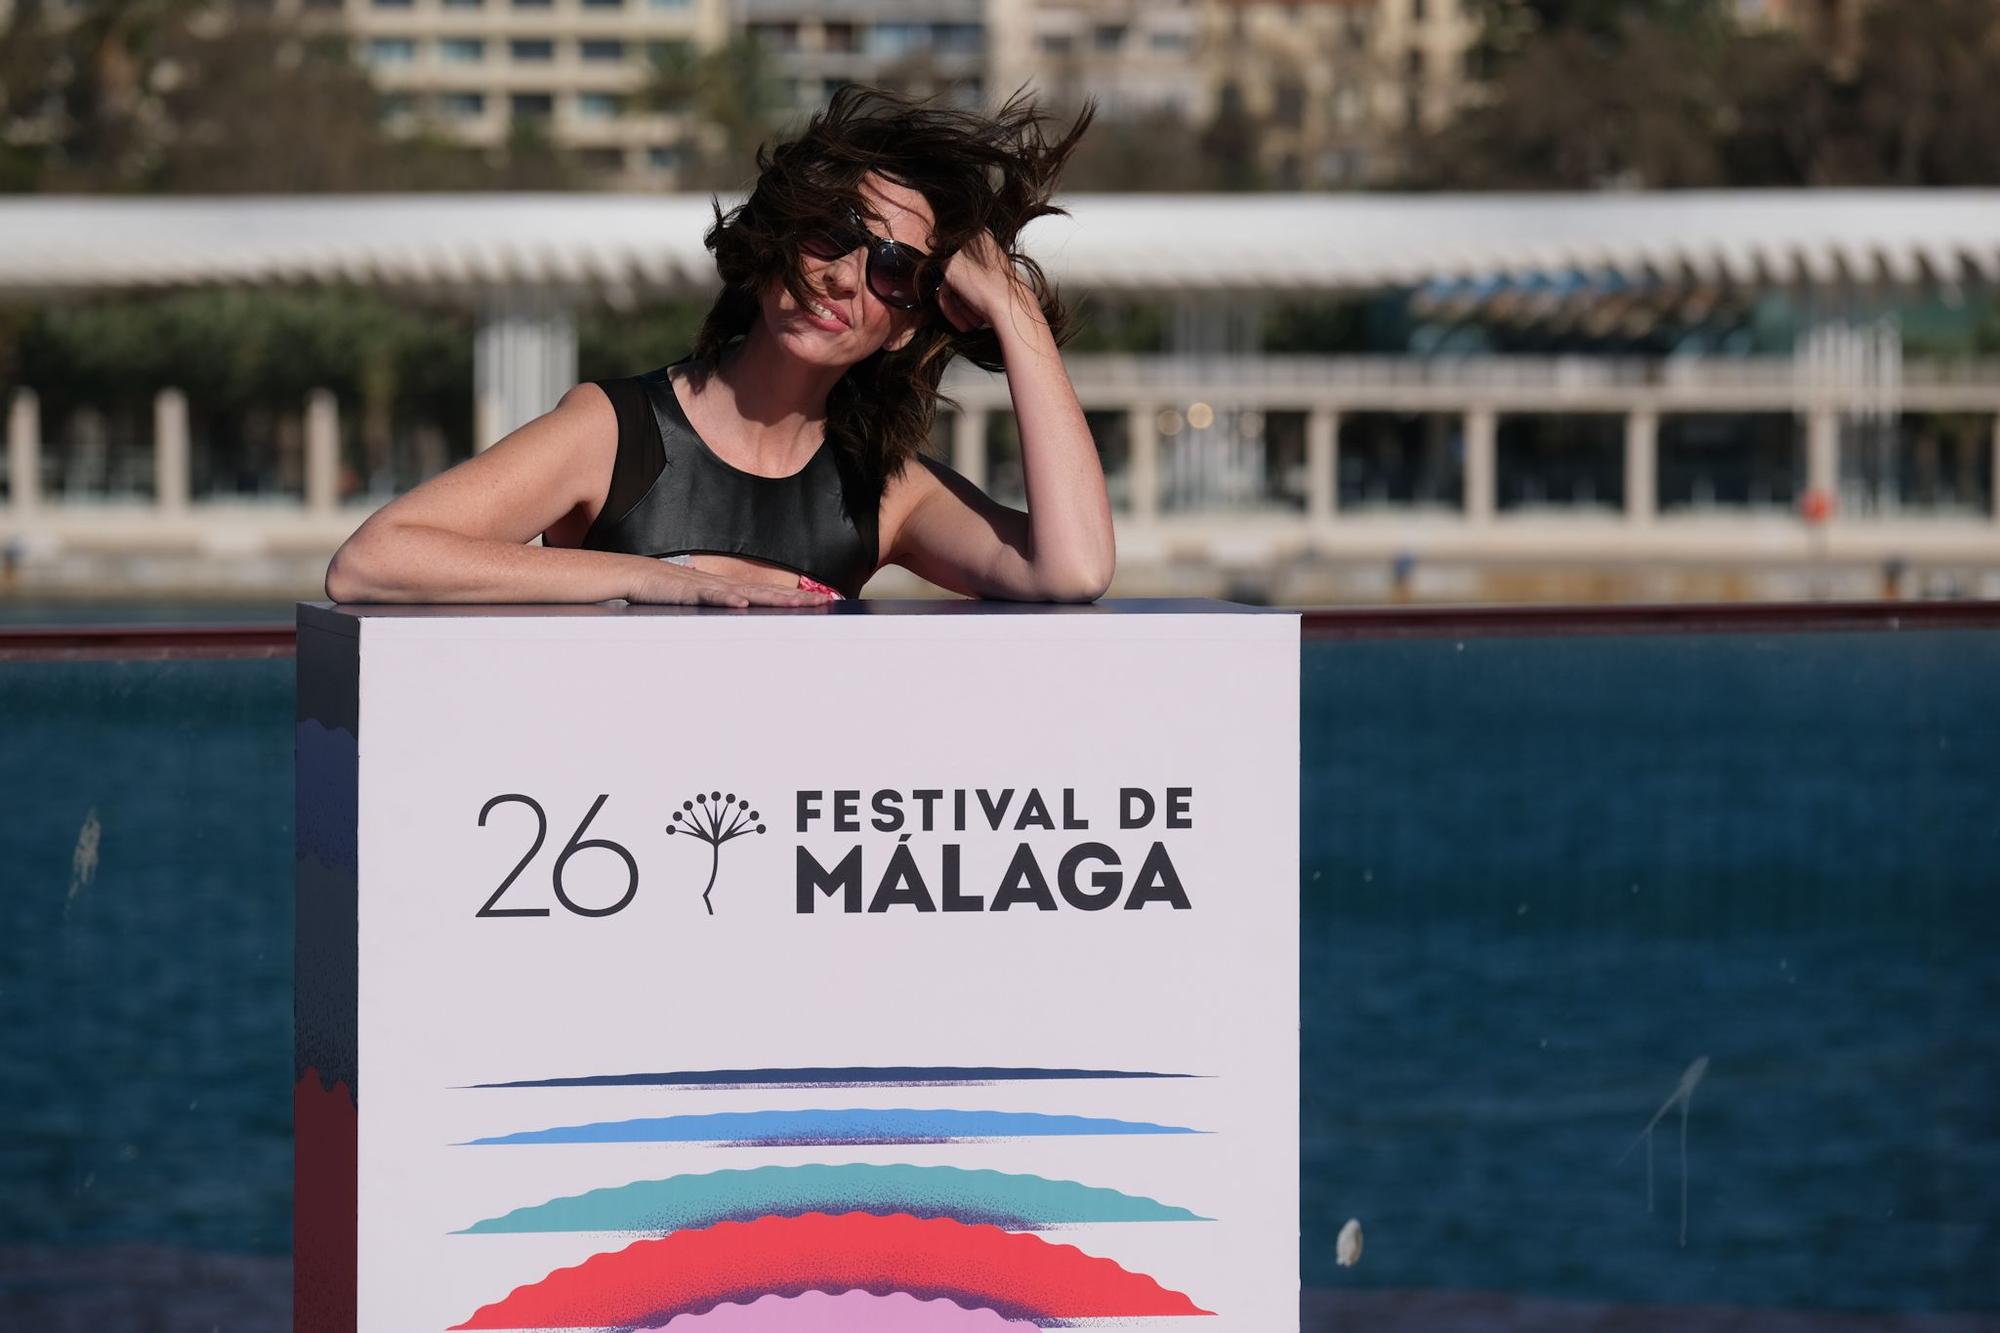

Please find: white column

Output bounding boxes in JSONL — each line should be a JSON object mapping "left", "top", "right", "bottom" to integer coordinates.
{"left": 474, "top": 288, "right": 577, "bottom": 451}
{"left": 1991, "top": 414, "right": 2000, "bottom": 523}
{"left": 7, "top": 387, "right": 39, "bottom": 513}
{"left": 306, "top": 389, "right": 340, "bottom": 516}
{"left": 1306, "top": 407, "right": 1338, "bottom": 525}
{"left": 1463, "top": 407, "right": 1496, "bottom": 523}
{"left": 1624, "top": 408, "right": 1657, "bottom": 526}
{"left": 1806, "top": 407, "right": 1840, "bottom": 502}
{"left": 1127, "top": 404, "right": 1160, "bottom": 522}
{"left": 155, "top": 388, "right": 189, "bottom": 514}
{"left": 951, "top": 407, "right": 987, "bottom": 489}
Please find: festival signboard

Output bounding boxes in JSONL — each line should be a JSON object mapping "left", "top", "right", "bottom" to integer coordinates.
{"left": 296, "top": 600, "right": 1299, "bottom": 1332}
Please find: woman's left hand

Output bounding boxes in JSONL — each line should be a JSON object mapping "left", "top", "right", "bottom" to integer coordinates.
{"left": 934, "top": 231, "right": 1035, "bottom": 334}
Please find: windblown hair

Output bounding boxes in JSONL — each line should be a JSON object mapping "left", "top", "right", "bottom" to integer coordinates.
{"left": 689, "top": 85, "right": 1094, "bottom": 492}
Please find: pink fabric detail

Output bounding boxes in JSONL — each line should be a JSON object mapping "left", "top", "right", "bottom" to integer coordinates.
{"left": 798, "top": 573, "right": 844, "bottom": 599}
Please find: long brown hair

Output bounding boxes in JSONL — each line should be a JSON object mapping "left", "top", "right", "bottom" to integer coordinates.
{"left": 689, "top": 85, "right": 1093, "bottom": 492}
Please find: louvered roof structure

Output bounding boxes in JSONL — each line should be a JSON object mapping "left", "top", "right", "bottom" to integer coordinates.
{"left": 4, "top": 191, "right": 1998, "bottom": 298}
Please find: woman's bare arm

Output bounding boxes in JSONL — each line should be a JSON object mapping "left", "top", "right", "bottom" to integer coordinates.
{"left": 883, "top": 257, "right": 1115, "bottom": 602}
{"left": 324, "top": 383, "right": 829, "bottom": 607}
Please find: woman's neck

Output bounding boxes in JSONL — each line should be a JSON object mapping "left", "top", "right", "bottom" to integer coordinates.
{"left": 697, "top": 323, "right": 842, "bottom": 473}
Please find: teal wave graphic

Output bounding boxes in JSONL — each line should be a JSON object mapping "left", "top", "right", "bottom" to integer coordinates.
{"left": 462, "top": 1107, "right": 1201, "bottom": 1147}
{"left": 455, "top": 1163, "right": 1210, "bottom": 1235}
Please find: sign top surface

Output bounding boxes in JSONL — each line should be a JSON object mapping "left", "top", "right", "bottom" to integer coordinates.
{"left": 300, "top": 598, "right": 1293, "bottom": 638}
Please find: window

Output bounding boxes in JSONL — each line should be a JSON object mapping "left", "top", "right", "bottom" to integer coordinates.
{"left": 511, "top": 38, "right": 555, "bottom": 61}
{"left": 648, "top": 0, "right": 691, "bottom": 8}
{"left": 751, "top": 22, "right": 800, "bottom": 52}
{"left": 511, "top": 0, "right": 552, "bottom": 9}
{"left": 1149, "top": 30, "right": 1190, "bottom": 52}
{"left": 441, "top": 0, "right": 484, "bottom": 7}
{"left": 648, "top": 144, "right": 684, "bottom": 170}
{"left": 371, "top": 0, "right": 413, "bottom": 8}
{"left": 1406, "top": 46, "right": 1425, "bottom": 77}
{"left": 580, "top": 39, "right": 625, "bottom": 61}
{"left": 439, "top": 91, "right": 486, "bottom": 117}
{"left": 578, "top": 147, "right": 626, "bottom": 171}
{"left": 581, "top": 0, "right": 625, "bottom": 7}
{"left": 1274, "top": 82, "right": 1305, "bottom": 129}
{"left": 1093, "top": 23, "right": 1126, "bottom": 52}
{"left": 439, "top": 37, "right": 485, "bottom": 63}
{"left": 933, "top": 23, "right": 982, "bottom": 54}
{"left": 510, "top": 92, "right": 554, "bottom": 119}
{"left": 365, "top": 37, "right": 417, "bottom": 64}
{"left": 577, "top": 91, "right": 623, "bottom": 118}
{"left": 1412, "top": 0, "right": 1427, "bottom": 20}
{"left": 870, "top": 22, "right": 927, "bottom": 57}
{"left": 824, "top": 22, "right": 860, "bottom": 53}
{"left": 1038, "top": 33, "right": 1073, "bottom": 54}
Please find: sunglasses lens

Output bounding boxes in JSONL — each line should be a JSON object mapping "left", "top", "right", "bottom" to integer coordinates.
{"left": 798, "top": 227, "right": 857, "bottom": 261}
{"left": 868, "top": 244, "right": 921, "bottom": 309}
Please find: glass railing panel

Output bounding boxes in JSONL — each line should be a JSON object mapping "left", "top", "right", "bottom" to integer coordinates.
{"left": 2, "top": 621, "right": 1994, "bottom": 1325}
{"left": 1301, "top": 628, "right": 1999, "bottom": 1321}
{"left": 0, "top": 660, "right": 295, "bottom": 1273}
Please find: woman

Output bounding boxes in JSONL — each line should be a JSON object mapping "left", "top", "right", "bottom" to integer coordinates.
{"left": 324, "top": 87, "right": 1113, "bottom": 607}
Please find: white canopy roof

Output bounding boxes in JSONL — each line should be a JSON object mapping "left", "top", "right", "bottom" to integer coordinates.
{"left": 3, "top": 190, "right": 1997, "bottom": 297}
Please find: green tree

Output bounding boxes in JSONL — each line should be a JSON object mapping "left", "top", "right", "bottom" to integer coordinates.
{"left": 0, "top": 0, "right": 556, "bottom": 192}
{"left": 642, "top": 34, "right": 792, "bottom": 189}
{"left": 1415, "top": 0, "right": 2000, "bottom": 189}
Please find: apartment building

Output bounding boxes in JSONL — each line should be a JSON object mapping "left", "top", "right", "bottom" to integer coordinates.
{"left": 987, "top": 0, "right": 1203, "bottom": 119}
{"left": 737, "top": 0, "right": 987, "bottom": 115}
{"left": 283, "top": 0, "right": 730, "bottom": 185}
{"left": 987, "top": 1, "right": 1474, "bottom": 187}
{"left": 1197, "top": 0, "right": 1477, "bottom": 187}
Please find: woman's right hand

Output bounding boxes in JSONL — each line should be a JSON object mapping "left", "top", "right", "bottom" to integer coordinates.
{"left": 626, "top": 559, "right": 834, "bottom": 609}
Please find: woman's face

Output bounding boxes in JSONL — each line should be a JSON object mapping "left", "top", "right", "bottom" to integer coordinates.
{"left": 758, "top": 172, "right": 936, "bottom": 368}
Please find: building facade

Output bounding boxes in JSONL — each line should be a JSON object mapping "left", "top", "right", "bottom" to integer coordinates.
{"left": 283, "top": 0, "right": 729, "bottom": 186}
{"left": 987, "top": 0, "right": 1477, "bottom": 188}
{"left": 738, "top": 0, "right": 987, "bottom": 114}
{"left": 1196, "top": 0, "right": 1477, "bottom": 188}
{"left": 987, "top": 0, "right": 1203, "bottom": 120}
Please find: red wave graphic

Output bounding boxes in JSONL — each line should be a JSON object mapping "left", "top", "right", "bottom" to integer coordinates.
{"left": 450, "top": 1212, "right": 1212, "bottom": 1328}
{"left": 294, "top": 1070, "right": 356, "bottom": 1333}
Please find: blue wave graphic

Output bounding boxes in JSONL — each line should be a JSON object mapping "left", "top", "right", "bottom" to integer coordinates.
{"left": 463, "top": 1108, "right": 1203, "bottom": 1147}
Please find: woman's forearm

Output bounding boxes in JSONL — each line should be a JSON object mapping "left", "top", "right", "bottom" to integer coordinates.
{"left": 324, "top": 520, "right": 655, "bottom": 604}
{"left": 996, "top": 292, "right": 1116, "bottom": 600}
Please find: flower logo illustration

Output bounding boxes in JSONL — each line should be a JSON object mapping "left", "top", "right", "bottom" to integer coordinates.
{"left": 665, "top": 792, "right": 766, "bottom": 915}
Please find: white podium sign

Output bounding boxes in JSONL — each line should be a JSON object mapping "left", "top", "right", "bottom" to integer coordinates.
{"left": 297, "top": 600, "right": 1298, "bottom": 1333}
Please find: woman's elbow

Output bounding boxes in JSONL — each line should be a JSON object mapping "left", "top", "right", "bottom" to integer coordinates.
{"left": 1039, "top": 560, "right": 1114, "bottom": 604}
{"left": 325, "top": 528, "right": 392, "bottom": 603}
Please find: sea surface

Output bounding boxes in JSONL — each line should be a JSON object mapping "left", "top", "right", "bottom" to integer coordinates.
{"left": 0, "top": 625, "right": 1995, "bottom": 1322}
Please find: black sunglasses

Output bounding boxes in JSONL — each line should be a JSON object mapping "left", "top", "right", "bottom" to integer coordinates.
{"left": 797, "top": 205, "right": 945, "bottom": 312}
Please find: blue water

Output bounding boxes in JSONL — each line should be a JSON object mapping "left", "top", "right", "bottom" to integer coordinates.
{"left": 0, "top": 631, "right": 1995, "bottom": 1315}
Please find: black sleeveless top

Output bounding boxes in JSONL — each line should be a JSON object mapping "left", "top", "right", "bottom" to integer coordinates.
{"left": 581, "top": 364, "right": 882, "bottom": 599}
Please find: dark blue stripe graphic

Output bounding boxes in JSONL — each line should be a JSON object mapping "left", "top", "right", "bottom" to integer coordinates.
{"left": 470, "top": 1066, "right": 1196, "bottom": 1090}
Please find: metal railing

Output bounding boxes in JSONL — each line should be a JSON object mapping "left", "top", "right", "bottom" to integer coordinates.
{"left": 5, "top": 598, "right": 1998, "bottom": 660}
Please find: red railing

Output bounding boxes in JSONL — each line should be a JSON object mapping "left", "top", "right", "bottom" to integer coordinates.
{"left": 2, "top": 599, "right": 1998, "bottom": 660}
